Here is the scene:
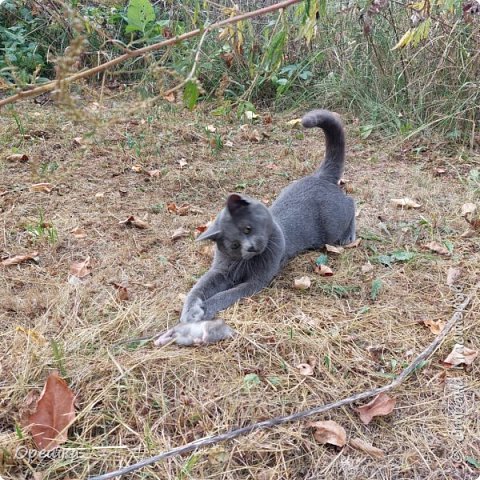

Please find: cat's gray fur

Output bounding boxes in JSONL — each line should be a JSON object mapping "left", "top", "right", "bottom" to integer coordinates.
{"left": 155, "top": 109, "right": 355, "bottom": 347}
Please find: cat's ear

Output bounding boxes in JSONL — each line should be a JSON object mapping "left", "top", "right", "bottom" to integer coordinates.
{"left": 226, "top": 193, "right": 250, "bottom": 216}
{"left": 196, "top": 223, "right": 221, "bottom": 242}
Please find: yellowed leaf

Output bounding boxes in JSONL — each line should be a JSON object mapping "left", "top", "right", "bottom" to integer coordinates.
{"left": 286, "top": 118, "right": 302, "bottom": 128}
{"left": 350, "top": 437, "right": 385, "bottom": 459}
{"left": 390, "top": 197, "right": 421, "bottom": 209}
{"left": 355, "top": 393, "right": 396, "bottom": 424}
{"left": 1, "top": 251, "right": 39, "bottom": 266}
{"left": 309, "top": 420, "right": 346, "bottom": 447}
{"left": 294, "top": 276, "right": 311, "bottom": 290}
{"left": 422, "top": 319, "right": 445, "bottom": 335}
{"left": 31, "top": 183, "right": 54, "bottom": 193}
{"left": 15, "top": 326, "right": 46, "bottom": 345}
{"left": 443, "top": 344, "right": 478, "bottom": 366}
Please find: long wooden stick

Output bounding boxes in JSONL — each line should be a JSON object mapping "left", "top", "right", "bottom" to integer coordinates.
{"left": 88, "top": 285, "right": 477, "bottom": 480}
{"left": 0, "top": 0, "right": 301, "bottom": 109}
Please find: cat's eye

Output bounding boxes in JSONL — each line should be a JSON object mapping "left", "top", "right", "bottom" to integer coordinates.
{"left": 243, "top": 226, "right": 252, "bottom": 235}
{"left": 231, "top": 241, "right": 241, "bottom": 250}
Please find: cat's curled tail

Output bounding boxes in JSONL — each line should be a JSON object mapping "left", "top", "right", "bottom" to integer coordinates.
{"left": 302, "top": 109, "right": 345, "bottom": 183}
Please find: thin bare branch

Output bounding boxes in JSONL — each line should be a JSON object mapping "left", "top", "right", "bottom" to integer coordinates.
{"left": 0, "top": 0, "right": 301, "bottom": 109}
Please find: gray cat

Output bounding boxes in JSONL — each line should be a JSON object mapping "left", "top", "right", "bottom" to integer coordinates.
{"left": 155, "top": 109, "right": 355, "bottom": 346}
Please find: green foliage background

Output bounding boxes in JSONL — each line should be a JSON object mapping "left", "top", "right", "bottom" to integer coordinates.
{"left": 1, "top": 0, "right": 479, "bottom": 143}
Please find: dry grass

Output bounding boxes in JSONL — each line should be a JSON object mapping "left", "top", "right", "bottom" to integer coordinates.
{"left": 0, "top": 97, "right": 479, "bottom": 480}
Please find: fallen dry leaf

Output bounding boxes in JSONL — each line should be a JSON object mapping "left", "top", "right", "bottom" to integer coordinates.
{"left": 163, "top": 91, "right": 176, "bottom": 103}
{"left": 446, "top": 267, "right": 462, "bottom": 286}
{"left": 171, "top": 227, "right": 190, "bottom": 241}
{"left": 361, "top": 262, "right": 374, "bottom": 274}
{"left": 119, "top": 216, "right": 149, "bottom": 229}
{"left": 434, "top": 167, "right": 447, "bottom": 176}
{"left": 131, "top": 165, "right": 144, "bottom": 173}
{"left": 72, "top": 137, "right": 83, "bottom": 146}
{"left": 314, "top": 264, "right": 334, "bottom": 276}
{"left": 443, "top": 344, "right": 478, "bottom": 366}
{"left": 286, "top": 118, "right": 302, "bottom": 128}
{"left": 424, "top": 241, "right": 450, "bottom": 256}
{"left": 31, "top": 183, "right": 54, "bottom": 193}
{"left": 147, "top": 169, "right": 161, "bottom": 177}
{"left": 112, "top": 283, "right": 129, "bottom": 301}
{"left": 70, "top": 227, "right": 87, "bottom": 239}
{"left": 244, "top": 110, "right": 258, "bottom": 120}
{"left": 296, "top": 363, "right": 314, "bottom": 376}
{"left": 224, "top": 140, "right": 234, "bottom": 148}
{"left": 24, "top": 373, "right": 76, "bottom": 450}
{"left": 422, "top": 319, "right": 445, "bottom": 335}
{"left": 69, "top": 257, "right": 91, "bottom": 278}
{"left": 461, "top": 203, "right": 479, "bottom": 229}
{"left": 16, "top": 326, "right": 46, "bottom": 345}
{"left": 167, "top": 203, "right": 192, "bottom": 216}
{"left": 6, "top": 153, "right": 29, "bottom": 162}
{"left": 95, "top": 192, "right": 105, "bottom": 199}
{"left": 325, "top": 244, "right": 344, "bottom": 254}
{"left": 2, "top": 251, "right": 39, "bottom": 266}
{"left": 206, "top": 124, "right": 216, "bottom": 133}
{"left": 176, "top": 158, "right": 188, "bottom": 169}
{"left": 390, "top": 198, "right": 421, "bottom": 209}
{"left": 350, "top": 437, "right": 385, "bottom": 459}
{"left": 309, "top": 420, "right": 346, "bottom": 447}
{"left": 294, "top": 276, "right": 311, "bottom": 290}
{"left": 355, "top": 393, "right": 396, "bottom": 424}
{"left": 345, "top": 238, "right": 361, "bottom": 248}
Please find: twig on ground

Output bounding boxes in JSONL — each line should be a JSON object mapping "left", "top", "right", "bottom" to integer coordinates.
{"left": 88, "top": 285, "right": 477, "bottom": 480}
{"left": 0, "top": 0, "right": 301, "bottom": 108}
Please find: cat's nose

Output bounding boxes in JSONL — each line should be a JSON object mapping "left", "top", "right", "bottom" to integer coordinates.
{"left": 247, "top": 246, "right": 258, "bottom": 253}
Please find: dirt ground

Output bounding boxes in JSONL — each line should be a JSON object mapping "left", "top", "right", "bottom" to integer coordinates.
{"left": 0, "top": 97, "right": 479, "bottom": 480}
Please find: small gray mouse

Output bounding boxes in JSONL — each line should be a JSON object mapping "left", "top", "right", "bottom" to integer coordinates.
{"left": 155, "top": 109, "right": 355, "bottom": 347}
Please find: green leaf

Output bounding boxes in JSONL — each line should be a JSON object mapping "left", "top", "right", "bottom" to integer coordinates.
{"left": 127, "top": 0, "right": 155, "bottom": 33}
{"left": 315, "top": 254, "right": 328, "bottom": 266}
{"left": 466, "top": 457, "right": 480, "bottom": 469}
{"left": 183, "top": 80, "right": 200, "bottom": 111}
{"left": 444, "top": 239, "right": 454, "bottom": 254}
{"left": 267, "top": 376, "right": 281, "bottom": 386}
{"left": 359, "top": 124, "right": 374, "bottom": 139}
{"left": 391, "top": 251, "right": 415, "bottom": 262}
{"left": 371, "top": 278, "right": 382, "bottom": 301}
{"left": 243, "top": 373, "right": 261, "bottom": 387}
{"left": 377, "top": 254, "right": 393, "bottom": 267}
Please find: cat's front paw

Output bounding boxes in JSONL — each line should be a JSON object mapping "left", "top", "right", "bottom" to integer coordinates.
{"left": 180, "top": 297, "right": 205, "bottom": 323}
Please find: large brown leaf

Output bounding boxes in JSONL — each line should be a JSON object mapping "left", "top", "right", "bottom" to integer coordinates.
{"left": 25, "top": 373, "right": 76, "bottom": 450}
{"left": 355, "top": 393, "right": 396, "bottom": 425}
